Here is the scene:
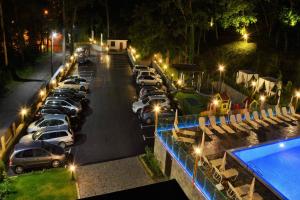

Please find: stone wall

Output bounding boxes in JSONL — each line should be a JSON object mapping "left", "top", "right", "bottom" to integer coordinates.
{"left": 154, "top": 136, "right": 166, "bottom": 173}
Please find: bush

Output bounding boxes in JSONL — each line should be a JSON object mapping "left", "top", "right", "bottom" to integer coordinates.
{"left": 0, "top": 161, "right": 5, "bottom": 182}
{"left": 0, "top": 161, "right": 14, "bottom": 199}
{"left": 143, "top": 147, "right": 164, "bottom": 178}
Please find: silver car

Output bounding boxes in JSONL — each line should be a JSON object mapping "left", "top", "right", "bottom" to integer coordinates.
{"left": 9, "top": 141, "right": 67, "bottom": 174}
{"left": 20, "top": 128, "right": 74, "bottom": 148}
{"left": 45, "top": 97, "right": 82, "bottom": 113}
{"left": 27, "top": 114, "right": 70, "bottom": 134}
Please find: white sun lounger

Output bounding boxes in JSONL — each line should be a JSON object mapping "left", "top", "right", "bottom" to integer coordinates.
{"left": 227, "top": 182, "right": 263, "bottom": 200}
{"left": 261, "top": 110, "right": 277, "bottom": 125}
{"left": 289, "top": 105, "right": 300, "bottom": 118}
{"left": 172, "top": 129, "right": 195, "bottom": 144}
{"left": 282, "top": 107, "right": 298, "bottom": 121}
{"left": 236, "top": 114, "right": 253, "bottom": 130}
{"left": 230, "top": 115, "right": 248, "bottom": 132}
{"left": 199, "top": 117, "right": 214, "bottom": 136}
{"left": 244, "top": 112, "right": 260, "bottom": 129}
{"left": 213, "top": 166, "right": 239, "bottom": 183}
{"left": 275, "top": 106, "right": 291, "bottom": 121}
{"left": 174, "top": 123, "right": 196, "bottom": 136}
{"left": 253, "top": 111, "right": 269, "bottom": 127}
{"left": 220, "top": 116, "right": 236, "bottom": 134}
{"left": 267, "top": 108, "right": 284, "bottom": 123}
{"left": 209, "top": 116, "right": 226, "bottom": 134}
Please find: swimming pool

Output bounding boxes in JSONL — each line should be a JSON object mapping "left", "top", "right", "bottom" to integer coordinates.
{"left": 231, "top": 137, "right": 300, "bottom": 200}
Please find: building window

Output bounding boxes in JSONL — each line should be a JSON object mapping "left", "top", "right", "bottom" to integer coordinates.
{"left": 111, "top": 41, "right": 115, "bottom": 47}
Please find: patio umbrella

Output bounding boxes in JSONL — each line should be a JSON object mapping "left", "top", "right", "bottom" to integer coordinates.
{"left": 248, "top": 177, "right": 256, "bottom": 200}
{"left": 174, "top": 109, "right": 178, "bottom": 126}
{"left": 219, "top": 152, "right": 227, "bottom": 171}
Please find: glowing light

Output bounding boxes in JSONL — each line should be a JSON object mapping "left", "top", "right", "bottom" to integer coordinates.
{"left": 194, "top": 147, "right": 201, "bottom": 155}
{"left": 218, "top": 64, "right": 225, "bottom": 72}
{"left": 260, "top": 95, "right": 266, "bottom": 102}
{"left": 163, "top": 64, "right": 168, "bottom": 70}
{"left": 65, "top": 63, "right": 70, "bottom": 68}
{"left": 70, "top": 56, "right": 74, "bottom": 61}
{"left": 51, "top": 79, "right": 56, "bottom": 85}
{"left": 39, "top": 90, "right": 45, "bottom": 97}
{"left": 60, "top": 68, "right": 64, "bottom": 73}
{"left": 177, "top": 80, "right": 182, "bottom": 86}
{"left": 212, "top": 99, "right": 219, "bottom": 106}
{"left": 20, "top": 108, "right": 28, "bottom": 116}
{"left": 171, "top": 73, "right": 174, "bottom": 77}
{"left": 153, "top": 105, "right": 161, "bottom": 113}
{"left": 243, "top": 33, "right": 249, "bottom": 42}
{"left": 295, "top": 91, "right": 300, "bottom": 98}
{"left": 51, "top": 32, "right": 57, "bottom": 38}
{"left": 69, "top": 164, "right": 76, "bottom": 172}
{"left": 74, "top": 53, "right": 78, "bottom": 58}
{"left": 251, "top": 81, "right": 256, "bottom": 87}
{"left": 44, "top": 9, "right": 49, "bottom": 15}
{"left": 135, "top": 54, "right": 140, "bottom": 59}
{"left": 159, "top": 59, "right": 163, "bottom": 64}
{"left": 279, "top": 143, "right": 285, "bottom": 148}
{"left": 131, "top": 48, "right": 136, "bottom": 54}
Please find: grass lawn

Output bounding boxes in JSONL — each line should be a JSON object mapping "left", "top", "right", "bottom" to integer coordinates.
{"left": 5, "top": 168, "right": 77, "bottom": 200}
{"left": 174, "top": 92, "right": 209, "bottom": 114}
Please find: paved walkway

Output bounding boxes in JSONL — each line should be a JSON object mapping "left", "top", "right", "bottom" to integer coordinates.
{"left": 0, "top": 53, "right": 63, "bottom": 135}
{"left": 77, "top": 156, "right": 154, "bottom": 198}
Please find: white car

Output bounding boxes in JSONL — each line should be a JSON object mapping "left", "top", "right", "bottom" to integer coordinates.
{"left": 132, "top": 95, "right": 170, "bottom": 113}
{"left": 137, "top": 70, "right": 161, "bottom": 80}
{"left": 20, "top": 129, "right": 74, "bottom": 148}
{"left": 58, "top": 79, "right": 89, "bottom": 91}
{"left": 27, "top": 114, "right": 70, "bottom": 134}
{"left": 132, "top": 65, "right": 155, "bottom": 75}
{"left": 136, "top": 75, "right": 163, "bottom": 86}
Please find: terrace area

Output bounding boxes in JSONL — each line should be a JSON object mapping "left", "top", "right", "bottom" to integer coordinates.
{"left": 155, "top": 106, "right": 300, "bottom": 200}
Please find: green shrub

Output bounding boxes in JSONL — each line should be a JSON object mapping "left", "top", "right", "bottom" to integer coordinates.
{"left": 143, "top": 147, "right": 164, "bottom": 178}
{"left": 0, "top": 160, "right": 5, "bottom": 182}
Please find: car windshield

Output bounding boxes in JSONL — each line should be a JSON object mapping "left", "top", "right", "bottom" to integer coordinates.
{"left": 142, "top": 97, "right": 149, "bottom": 104}
{"left": 34, "top": 117, "right": 44, "bottom": 125}
{"left": 32, "top": 131, "right": 43, "bottom": 140}
{"left": 42, "top": 142, "right": 64, "bottom": 155}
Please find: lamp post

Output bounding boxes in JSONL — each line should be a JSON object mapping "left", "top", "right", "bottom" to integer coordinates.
{"left": 69, "top": 164, "right": 76, "bottom": 180}
{"left": 51, "top": 32, "right": 57, "bottom": 76}
{"left": 154, "top": 105, "right": 161, "bottom": 134}
{"left": 260, "top": 95, "right": 266, "bottom": 110}
{"left": 193, "top": 146, "right": 201, "bottom": 184}
{"left": 218, "top": 64, "right": 225, "bottom": 92}
{"left": 295, "top": 91, "right": 300, "bottom": 109}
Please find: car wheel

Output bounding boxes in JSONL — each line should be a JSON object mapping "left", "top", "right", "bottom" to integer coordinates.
{"left": 52, "top": 160, "right": 61, "bottom": 168}
{"left": 58, "top": 142, "right": 66, "bottom": 148}
{"left": 146, "top": 118, "right": 153, "bottom": 124}
{"left": 14, "top": 166, "right": 24, "bottom": 174}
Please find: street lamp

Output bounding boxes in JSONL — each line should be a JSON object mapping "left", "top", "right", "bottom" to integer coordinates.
{"left": 69, "top": 164, "right": 76, "bottom": 180}
{"left": 51, "top": 32, "right": 58, "bottom": 76}
{"left": 20, "top": 107, "right": 28, "bottom": 122}
{"left": 218, "top": 64, "right": 225, "bottom": 92}
{"left": 193, "top": 146, "right": 202, "bottom": 184}
{"left": 260, "top": 95, "right": 266, "bottom": 109}
{"left": 154, "top": 105, "right": 161, "bottom": 133}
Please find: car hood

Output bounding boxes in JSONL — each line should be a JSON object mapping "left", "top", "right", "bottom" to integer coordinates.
{"left": 20, "top": 134, "right": 34, "bottom": 143}
{"left": 27, "top": 123, "right": 37, "bottom": 132}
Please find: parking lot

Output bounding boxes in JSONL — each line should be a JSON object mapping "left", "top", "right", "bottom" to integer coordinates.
{"left": 72, "top": 51, "right": 147, "bottom": 165}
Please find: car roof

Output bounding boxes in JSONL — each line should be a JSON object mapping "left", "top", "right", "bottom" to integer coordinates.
{"left": 46, "top": 96, "right": 69, "bottom": 101}
{"left": 14, "top": 140, "right": 44, "bottom": 151}
{"left": 41, "top": 114, "right": 67, "bottom": 120}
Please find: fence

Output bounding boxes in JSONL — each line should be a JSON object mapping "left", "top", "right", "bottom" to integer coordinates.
{"left": 157, "top": 130, "right": 228, "bottom": 200}
{"left": 0, "top": 55, "right": 77, "bottom": 159}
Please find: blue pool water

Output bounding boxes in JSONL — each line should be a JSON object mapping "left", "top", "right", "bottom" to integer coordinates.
{"left": 232, "top": 137, "right": 300, "bottom": 200}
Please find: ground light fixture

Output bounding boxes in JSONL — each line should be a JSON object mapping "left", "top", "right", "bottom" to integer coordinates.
{"left": 20, "top": 107, "right": 28, "bottom": 121}
{"left": 193, "top": 146, "right": 202, "bottom": 184}
{"left": 243, "top": 33, "right": 249, "bottom": 42}
{"left": 154, "top": 105, "right": 161, "bottom": 133}
{"left": 177, "top": 79, "right": 182, "bottom": 86}
{"left": 218, "top": 64, "right": 225, "bottom": 92}
{"left": 51, "top": 79, "right": 56, "bottom": 86}
{"left": 212, "top": 99, "right": 219, "bottom": 107}
{"left": 69, "top": 164, "right": 76, "bottom": 180}
{"left": 39, "top": 89, "right": 45, "bottom": 98}
{"left": 163, "top": 64, "right": 168, "bottom": 71}
{"left": 260, "top": 95, "right": 266, "bottom": 109}
{"left": 50, "top": 32, "right": 58, "bottom": 76}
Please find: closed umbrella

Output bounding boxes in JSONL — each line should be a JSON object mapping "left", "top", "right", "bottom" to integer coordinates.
{"left": 220, "top": 152, "right": 227, "bottom": 171}
{"left": 174, "top": 109, "right": 178, "bottom": 126}
{"left": 248, "top": 177, "right": 256, "bottom": 200}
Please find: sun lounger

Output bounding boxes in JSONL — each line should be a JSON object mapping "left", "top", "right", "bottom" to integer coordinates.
{"left": 253, "top": 111, "right": 269, "bottom": 127}
{"left": 267, "top": 108, "right": 284, "bottom": 123}
{"left": 213, "top": 166, "right": 239, "bottom": 183}
{"left": 199, "top": 117, "right": 214, "bottom": 136}
{"left": 174, "top": 123, "right": 196, "bottom": 136}
{"left": 261, "top": 110, "right": 277, "bottom": 125}
{"left": 289, "top": 105, "right": 300, "bottom": 118}
{"left": 282, "top": 107, "right": 298, "bottom": 121}
{"left": 242, "top": 193, "right": 264, "bottom": 200}
{"left": 209, "top": 116, "right": 226, "bottom": 134}
{"left": 172, "top": 129, "right": 195, "bottom": 144}
{"left": 227, "top": 181, "right": 250, "bottom": 198}
{"left": 220, "top": 116, "right": 236, "bottom": 134}
{"left": 230, "top": 115, "right": 248, "bottom": 132}
{"left": 236, "top": 114, "right": 253, "bottom": 130}
{"left": 244, "top": 112, "right": 260, "bottom": 129}
{"left": 275, "top": 106, "right": 291, "bottom": 121}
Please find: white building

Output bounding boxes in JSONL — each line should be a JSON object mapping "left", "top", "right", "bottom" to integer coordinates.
{"left": 107, "top": 39, "right": 128, "bottom": 50}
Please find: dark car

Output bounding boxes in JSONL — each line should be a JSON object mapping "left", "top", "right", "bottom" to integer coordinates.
{"left": 48, "top": 91, "right": 89, "bottom": 105}
{"left": 35, "top": 105, "right": 78, "bottom": 119}
{"left": 139, "top": 86, "right": 160, "bottom": 97}
{"left": 139, "top": 105, "right": 175, "bottom": 124}
{"left": 9, "top": 141, "right": 67, "bottom": 174}
{"left": 53, "top": 88, "right": 87, "bottom": 97}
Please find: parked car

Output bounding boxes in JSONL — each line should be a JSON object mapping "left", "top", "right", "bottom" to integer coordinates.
{"left": 139, "top": 86, "right": 161, "bottom": 97}
{"left": 9, "top": 141, "right": 67, "bottom": 174}
{"left": 136, "top": 75, "right": 163, "bottom": 86}
{"left": 27, "top": 114, "right": 70, "bottom": 134}
{"left": 35, "top": 105, "right": 78, "bottom": 119}
{"left": 140, "top": 106, "right": 175, "bottom": 124}
{"left": 139, "top": 90, "right": 166, "bottom": 100}
{"left": 58, "top": 79, "right": 89, "bottom": 91}
{"left": 52, "top": 88, "right": 87, "bottom": 99}
{"left": 44, "top": 97, "right": 82, "bottom": 113}
{"left": 132, "top": 65, "right": 155, "bottom": 75}
{"left": 132, "top": 95, "right": 170, "bottom": 113}
{"left": 137, "top": 70, "right": 161, "bottom": 80}
{"left": 48, "top": 91, "right": 89, "bottom": 105}
{"left": 20, "top": 128, "right": 74, "bottom": 148}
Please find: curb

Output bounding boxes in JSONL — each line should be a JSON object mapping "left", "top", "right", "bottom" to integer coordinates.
{"left": 75, "top": 181, "right": 81, "bottom": 199}
{"left": 138, "top": 155, "right": 154, "bottom": 178}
